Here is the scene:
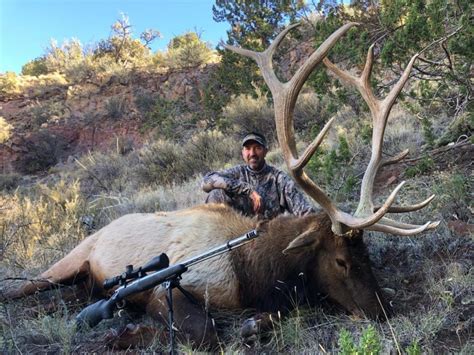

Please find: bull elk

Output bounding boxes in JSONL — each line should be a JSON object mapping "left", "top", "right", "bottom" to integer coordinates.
{"left": 2, "top": 22, "right": 438, "bottom": 349}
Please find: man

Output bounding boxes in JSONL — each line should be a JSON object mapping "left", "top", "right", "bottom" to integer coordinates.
{"left": 201, "top": 132, "right": 315, "bottom": 219}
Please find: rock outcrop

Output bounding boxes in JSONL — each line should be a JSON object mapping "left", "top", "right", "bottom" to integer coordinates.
{"left": 0, "top": 65, "right": 214, "bottom": 173}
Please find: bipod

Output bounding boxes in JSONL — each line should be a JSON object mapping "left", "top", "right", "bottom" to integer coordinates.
{"left": 163, "top": 275, "right": 198, "bottom": 355}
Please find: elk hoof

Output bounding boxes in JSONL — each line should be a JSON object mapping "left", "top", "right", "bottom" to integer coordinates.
{"left": 241, "top": 317, "right": 259, "bottom": 339}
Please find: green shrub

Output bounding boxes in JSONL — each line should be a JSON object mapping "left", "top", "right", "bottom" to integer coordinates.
{"left": 338, "top": 325, "right": 382, "bottom": 355}
{"left": 43, "top": 38, "right": 85, "bottom": 75}
{"left": 29, "top": 101, "right": 67, "bottom": 127}
{"left": 0, "top": 116, "right": 13, "bottom": 143}
{"left": 135, "top": 140, "right": 187, "bottom": 186}
{"left": 338, "top": 135, "right": 351, "bottom": 162}
{"left": 75, "top": 150, "right": 131, "bottom": 195}
{"left": 405, "top": 156, "right": 435, "bottom": 178}
{"left": 307, "top": 134, "right": 352, "bottom": 185}
{"left": 342, "top": 174, "right": 358, "bottom": 196}
{"left": 295, "top": 92, "right": 341, "bottom": 139}
{"left": 0, "top": 72, "right": 20, "bottom": 96}
{"left": 144, "top": 96, "right": 192, "bottom": 139}
{"left": 21, "top": 57, "right": 50, "bottom": 76}
{"left": 0, "top": 173, "right": 21, "bottom": 192}
{"left": 105, "top": 96, "right": 127, "bottom": 120}
{"left": 63, "top": 56, "right": 96, "bottom": 83}
{"left": 134, "top": 133, "right": 237, "bottom": 187}
{"left": 432, "top": 172, "right": 472, "bottom": 221}
{"left": 339, "top": 328, "right": 357, "bottom": 354}
{"left": 183, "top": 130, "right": 238, "bottom": 174}
{"left": 436, "top": 111, "right": 473, "bottom": 146}
{"left": 93, "top": 14, "right": 154, "bottom": 68}
{"left": 421, "top": 117, "right": 435, "bottom": 147}
{"left": 360, "top": 122, "right": 372, "bottom": 145}
{"left": 165, "top": 32, "right": 215, "bottom": 69}
{"left": 405, "top": 340, "right": 422, "bottom": 355}
{"left": 134, "top": 89, "right": 157, "bottom": 116}
{"left": 221, "top": 90, "right": 276, "bottom": 143}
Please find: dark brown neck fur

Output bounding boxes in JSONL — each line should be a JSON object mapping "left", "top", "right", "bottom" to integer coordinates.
{"left": 231, "top": 212, "right": 332, "bottom": 312}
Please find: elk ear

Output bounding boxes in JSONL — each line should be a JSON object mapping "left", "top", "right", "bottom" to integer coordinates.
{"left": 283, "top": 230, "right": 318, "bottom": 255}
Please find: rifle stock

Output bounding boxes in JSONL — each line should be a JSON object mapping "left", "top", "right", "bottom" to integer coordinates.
{"left": 76, "top": 264, "right": 187, "bottom": 328}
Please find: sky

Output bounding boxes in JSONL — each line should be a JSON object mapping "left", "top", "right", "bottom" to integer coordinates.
{"left": 0, "top": 0, "right": 230, "bottom": 74}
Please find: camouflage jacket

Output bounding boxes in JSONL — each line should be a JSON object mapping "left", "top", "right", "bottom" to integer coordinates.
{"left": 202, "top": 163, "right": 315, "bottom": 219}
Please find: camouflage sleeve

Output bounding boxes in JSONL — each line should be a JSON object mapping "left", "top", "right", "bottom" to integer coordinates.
{"left": 201, "top": 166, "right": 254, "bottom": 196}
{"left": 279, "top": 173, "right": 316, "bottom": 216}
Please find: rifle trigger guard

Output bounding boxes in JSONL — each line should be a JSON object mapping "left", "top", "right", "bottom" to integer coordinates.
{"left": 116, "top": 299, "right": 126, "bottom": 309}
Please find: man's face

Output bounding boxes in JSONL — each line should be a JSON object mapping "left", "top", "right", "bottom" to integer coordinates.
{"left": 242, "top": 141, "right": 267, "bottom": 170}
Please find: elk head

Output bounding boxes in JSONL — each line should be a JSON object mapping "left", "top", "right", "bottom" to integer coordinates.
{"left": 226, "top": 22, "right": 439, "bottom": 318}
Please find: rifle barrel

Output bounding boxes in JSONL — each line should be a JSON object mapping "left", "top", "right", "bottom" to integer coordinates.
{"left": 181, "top": 229, "right": 258, "bottom": 268}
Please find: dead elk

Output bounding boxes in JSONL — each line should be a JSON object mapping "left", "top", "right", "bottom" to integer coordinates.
{"left": 3, "top": 205, "right": 390, "bottom": 347}
{"left": 2, "top": 22, "right": 438, "bottom": 349}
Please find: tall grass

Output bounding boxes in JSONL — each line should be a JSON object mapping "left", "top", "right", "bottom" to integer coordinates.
{"left": 0, "top": 180, "right": 88, "bottom": 271}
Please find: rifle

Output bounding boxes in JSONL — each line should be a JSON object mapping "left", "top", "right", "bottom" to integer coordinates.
{"left": 76, "top": 229, "right": 259, "bottom": 331}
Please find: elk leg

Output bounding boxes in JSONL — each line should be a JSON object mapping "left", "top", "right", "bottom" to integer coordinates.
{"left": 2, "top": 260, "right": 91, "bottom": 300}
{"left": 147, "top": 289, "right": 219, "bottom": 349}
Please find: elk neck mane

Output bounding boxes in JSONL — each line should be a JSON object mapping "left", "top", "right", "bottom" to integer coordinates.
{"left": 231, "top": 211, "right": 333, "bottom": 311}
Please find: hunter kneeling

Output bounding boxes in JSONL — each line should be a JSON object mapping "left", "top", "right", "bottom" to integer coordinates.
{"left": 202, "top": 132, "right": 315, "bottom": 219}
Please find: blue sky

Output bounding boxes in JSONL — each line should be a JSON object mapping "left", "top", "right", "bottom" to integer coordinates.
{"left": 0, "top": 0, "right": 230, "bottom": 73}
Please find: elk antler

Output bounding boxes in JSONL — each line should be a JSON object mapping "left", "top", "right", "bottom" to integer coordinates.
{"left": 323, "top": 45, "right": 439, "bottom": 235}
{"left": 225, "top": 23, "right": 439, "bottom": 236}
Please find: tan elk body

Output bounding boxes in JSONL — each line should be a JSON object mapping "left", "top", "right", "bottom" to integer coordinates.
{"left": 3, "top": 22, "right": 438, "bottom": 348}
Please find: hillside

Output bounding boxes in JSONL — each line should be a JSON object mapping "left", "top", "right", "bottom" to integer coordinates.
{"left": 0, "top": 64, "right": 216, "bottom": 174}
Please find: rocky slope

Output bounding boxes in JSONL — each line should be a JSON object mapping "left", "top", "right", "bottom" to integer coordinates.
{"left": 0, "top": 65, "right": 214, "bottom": 173}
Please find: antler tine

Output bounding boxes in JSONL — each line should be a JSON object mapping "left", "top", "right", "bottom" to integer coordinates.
{"left": 381, "top": 149, "right": 410, "bottom": 167}
{"left": 355, "top": 52, "right": 419, "bottom": 218}
{"left": 382, "top": 53, "right": 419, "bottom": 114}
{"left": 336, "top": 181, "right": 406, "bottom": 229}
{"left": 322, "top": 44, "right": 378, "bottom": 110}
{"left": 375, "top": 194, "right": 436, "bottom": 213}
{"left": 277, "top": 22, "right": 358, "bottom": 165}
{"left": 223, "top": 25, "right": 300, "bottom": 94}
{"left": 367, "top": 220, "right": 439, "bottom": 236}
{"left": 222, "top": 43, "right": 260, "bottom": 62}
{"left": 266, "top": 22, "right": 301, "bottom": 59}
{"left": 292, "top": 117, "right": 336, "bottom": 171}
{"left": 290, "top": 23, "right": 359, "bottom": 97}
{"left": 376, "top": 217, "right": 440, "bottom": 230}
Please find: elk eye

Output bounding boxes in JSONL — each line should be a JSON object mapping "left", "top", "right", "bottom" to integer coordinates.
{"left": 336, "top": 258, "right": 347, "bottom": 270}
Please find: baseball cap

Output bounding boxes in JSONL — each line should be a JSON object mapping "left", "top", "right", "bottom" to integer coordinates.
{"left": 242, "top": 133, "right": 267, "bottom": 148}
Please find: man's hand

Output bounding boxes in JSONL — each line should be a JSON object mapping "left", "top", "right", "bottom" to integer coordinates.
{"left": 249, "top": 191, "right": 262, "bottom": 214}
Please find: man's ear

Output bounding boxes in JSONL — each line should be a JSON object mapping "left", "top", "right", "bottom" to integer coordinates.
{"left": 282, "top": 230, "right": 319, "bottom": 255}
